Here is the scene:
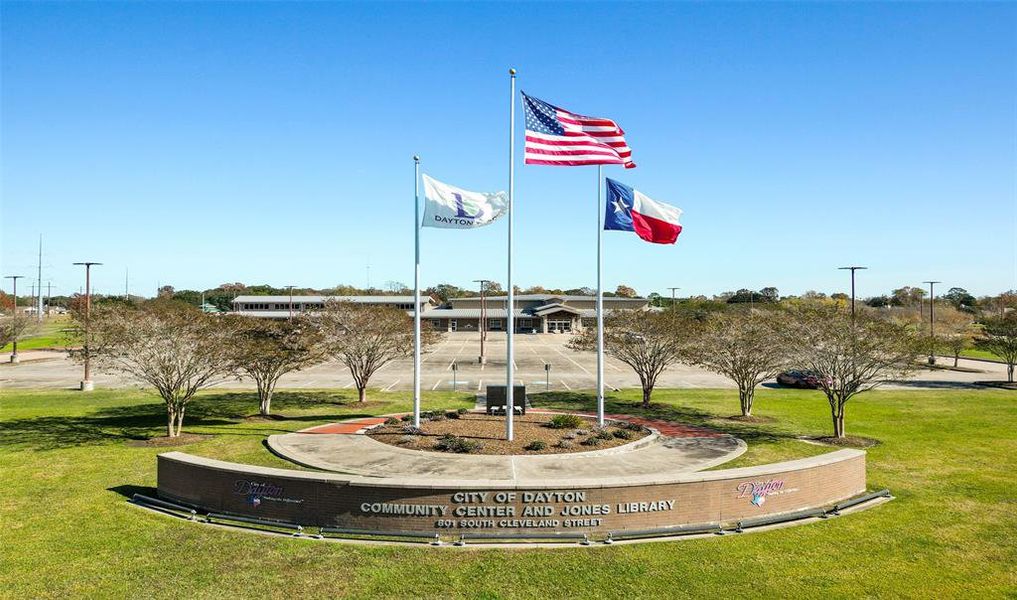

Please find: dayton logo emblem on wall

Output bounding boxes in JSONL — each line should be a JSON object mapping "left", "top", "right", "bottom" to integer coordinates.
{"left": 736, "top": 479, "right": 788, "bottom": 507}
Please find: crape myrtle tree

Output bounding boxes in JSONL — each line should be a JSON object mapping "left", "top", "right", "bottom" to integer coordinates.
{"left": 226, "top": 316, "right": 325, "bottom": 416}
{"left": 786, "top": 304, "right": 921, "bottom": 439}
{"left": 568, "top": 310, "right": 691, "bottom": 408}
{"left": 976, "top": 314, "right": 1017, "bottom": 382}
{"left": 71, "top": 300, "right": 236, "bottom": 437}
{"left": 934, "top": 307, "right": 977, "bottom": 367}
{"left": 314, "top": 300, "right": 441, "bottom": 402}
{"left": 0, "top": 313, "right": 34, "bottom": 349}
{"left": 685, "top": 308, "right": 790, "bottom": 417}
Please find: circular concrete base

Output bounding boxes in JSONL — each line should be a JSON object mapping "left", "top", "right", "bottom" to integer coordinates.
{"left": 9, "top": 354, "right": 20, "bottom": 364}
{"left": 80, "top": 380, "right": 94, "bottom": 391}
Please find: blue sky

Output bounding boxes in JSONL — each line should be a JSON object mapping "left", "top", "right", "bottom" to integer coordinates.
{"left": 2, "top": 2, "right": 1015, "bottom": 299}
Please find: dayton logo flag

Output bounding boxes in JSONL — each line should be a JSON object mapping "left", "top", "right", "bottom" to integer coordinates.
{"left": 421, "top": 174, "right": 508, "bottom": 229}
{"left": 604, "top": 178, "right": 683, "bottom": 244}
{"left": 521, "top": 92, "right": 635, "bottom": 169}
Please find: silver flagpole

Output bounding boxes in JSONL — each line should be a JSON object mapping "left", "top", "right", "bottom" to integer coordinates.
{"left": 413, "top": 155, "right": 422, "bottom": 429}
{"left": 596, "top": 165, "right": 605, "bottom": 428}
{"left": 506, "top": 68, "right": 517, "bottom": 441}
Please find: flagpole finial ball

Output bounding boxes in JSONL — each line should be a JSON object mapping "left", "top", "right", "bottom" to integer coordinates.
{"left": 509, "top": 68, "right": 516, "bottom": 76}
{"left": 413, "top": 155, "right": 420, "bottom": 162}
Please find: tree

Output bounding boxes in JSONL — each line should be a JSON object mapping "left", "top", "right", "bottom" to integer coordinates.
{"left": 891, "top": 286, "right": 926, "bottom": 307}
{"left": 759, "top": 287, "right": 780, "bottom": 303}
{"left": 943, "top": 287, "right": 976, "bottom": 311}
{"left": 227, "top": 317, "right": 325, "bottom": 415}
{"left": 72, "top": 300, "right": 236, "bottom": 437}
{"left": 428, "top": 283, "right": 466, "bottom": 304}
{"left": 0, "top": 314, "right": 34, "bottom": 348}
{"left": 684, "top": 310, "right": 789, "bottom": 417}
{"left": 614, "top": 285, "right": 637, "bottom": 298}
{"left": 314, "top": 300, "right": 441, "bottom": 402}
{"left": 786, "top": 305, "right": 921, "bottom": 438}
{"left": 976, "top": 314, "right": 1017, "bottom": 382}
{"left": 157, "top": 285, "right": 175, "bottom": 298}
{"left": 935, "top": 308, "right": 977, "bottom": 367}
{"left": 567, "top": 310, "right": 690, "bottom": 408}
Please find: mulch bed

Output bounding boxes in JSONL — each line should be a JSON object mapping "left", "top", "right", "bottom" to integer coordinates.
{"left": 367, "top": 413, "right": 649, "bottom": 455}
{"left": 808, "top": 435, "right": 880, "bottom": 449}
{"left": 126, "top": 433, "right": 212, "bottom": 447}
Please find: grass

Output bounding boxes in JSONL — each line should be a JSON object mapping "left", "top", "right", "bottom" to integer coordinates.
{"left": 1, "top": 316, "right": 73, "bottom": 352}
{"left": 958, "top": 347, "right": 1005, "bottom": 362}
{"left": 1, "top": 386, "right": 1015, "bottom": 598}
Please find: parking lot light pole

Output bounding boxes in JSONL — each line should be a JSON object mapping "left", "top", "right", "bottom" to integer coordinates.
{"left": 73, "top": 262, "right": 102, "bottom": 391}
{"left": 285, "top": 285, "right": 295, "bottom": 320}
{"left": 473, "top": 279, "right": 491, "bottom": 364}
{"left": 4, "top": 275, "right": 24, "bottom": 363}
{"left": 667, "top": 287, "right": 680, "bottom": 310}
{"left": 923, "top": 281, "right": 941, "bottom": 365}
{"left": 838, "top": 266, "right": 868, "bottom": 323}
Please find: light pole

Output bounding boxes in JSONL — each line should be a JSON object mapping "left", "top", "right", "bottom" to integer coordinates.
{"left": 4, "top": 275, "right": 24, "bottom": 363}
{"left": 923, "top": 280, "right": 941, "bottom": 365}
{"left": 73, "top": 262, "right": 102, "bottom": 391}
{"left": 285, "top": 285, "right": 296, "bottom": 320}
{"left": 667, "top": 287, "right": 680, "bottom": 309}
{"left": 838, "top": 266, "right": 868, "bottom": 323}
{"left": 473, "top": 279, "right": 491, "bottom": 364}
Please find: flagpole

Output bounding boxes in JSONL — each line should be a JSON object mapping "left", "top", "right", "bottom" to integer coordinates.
{"left": 506, "top": 68, "right": 516, "bottom": 441}
{"left": 596, "top": 165, "right": 605, "bottom": 428}
{"left": 413, "top": 155, "right": 422, "bottom": 429}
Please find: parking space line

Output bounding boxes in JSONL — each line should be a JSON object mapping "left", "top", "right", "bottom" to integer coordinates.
{"left": 383, "top": 380, "right": 399, "bottom": 392}
{"left": 560, "top": 379, "right": 572, "bottom": 390}
{"left": 551, "top": 346, "right": 592, "bottom": 375}
{"left": 430, "top": 379, "right": 441, "bottom": 391}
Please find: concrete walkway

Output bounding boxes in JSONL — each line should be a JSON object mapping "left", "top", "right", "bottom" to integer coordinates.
{"left": 268, "top": 418, "right": 745, "bottom": 482}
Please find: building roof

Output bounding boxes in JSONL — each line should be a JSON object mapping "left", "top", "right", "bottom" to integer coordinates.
{"left": 454, "top": 294, "right": 646, "bottom": 303}
{"left": 232, "top": 295, "right": 431, "bottom": 304}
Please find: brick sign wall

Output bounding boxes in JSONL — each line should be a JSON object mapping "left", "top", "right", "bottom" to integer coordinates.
{"left": 157, "top": 450, "right": 866, "bottom": 534}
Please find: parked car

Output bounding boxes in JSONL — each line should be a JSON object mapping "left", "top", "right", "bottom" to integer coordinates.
{"left": 776, "top": 370, "right": 824, "bottom": 389}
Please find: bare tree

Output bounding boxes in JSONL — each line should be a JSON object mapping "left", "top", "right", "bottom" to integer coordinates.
{"left": 0, "top": 314, "right": 34, "bottom": 349}
{"left": 313, "top": 300, "right": 440, "bottom": 402}
{"left": 568, "top": 310, "right": 689, "bottom": 408}
{"left": 976, "top": 314, "right": 1017, "bottom": 382}
{"left": 787, "top": 305, "right": 921, "bottom": 438}
{"left": 71, "top": 300, "right": 236, "bottom": 437}
{"left": 935, "top": 307, "right": 977, "bottom": 367}
{"left": 684, "top": 309, "right": 789, "bottom": 417}
{"left": 226, "top": 316, "right": 325, "bottom": 416}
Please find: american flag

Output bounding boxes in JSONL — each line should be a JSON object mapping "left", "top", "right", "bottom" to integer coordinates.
{"left": 522, "top": 91, "right": 635, "bottom": 169}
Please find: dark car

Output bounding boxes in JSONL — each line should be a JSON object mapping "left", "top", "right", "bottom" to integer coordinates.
{"left": 776, "top": 370, "right": 824, "bottom": 389}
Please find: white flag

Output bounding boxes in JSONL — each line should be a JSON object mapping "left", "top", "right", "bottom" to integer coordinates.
{"left": 421, "top": 174, "right": 507, "bottom": 229}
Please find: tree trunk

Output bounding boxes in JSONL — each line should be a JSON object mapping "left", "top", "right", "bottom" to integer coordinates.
{"left": 641, "top": 386, "right": 652, "bottom": 408}
{"left": 358, "top": 386, "right": 367, "bottom": 402}
{"left": 166, "top": 406, "right": 176, "bottom": 438}
{"left": 832, "top": 408, "right": 845, "bottom": 438}
{"left": 739, "top": 387, "right": 753, "bottom": 416}
{"left": 175, "top": 406, "right": 186, "bottom": 437}
{"left": 1008, "top": 363, "right": 1014, "bottom": 383}
{"left": 260, "top": 388, "right": 273, "bottom": 416}
{"left": 953, "top": 352, "right": 959, "bottom": 367}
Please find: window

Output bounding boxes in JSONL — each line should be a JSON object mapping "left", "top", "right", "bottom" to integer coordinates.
{"left": 488, "top": 318, "right": 503, "bottom": 331}
{"left": 450, "top": 319, "right": 458, "bottom": 332}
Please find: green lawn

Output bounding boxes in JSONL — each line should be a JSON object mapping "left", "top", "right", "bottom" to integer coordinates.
{"left": 1, "top": 316, "right": 74, "bottom": 352}
{"left": 1, "top": 386, "right": 1014, "bottom": 598}
{"left": 958, "top": 347, "right": 1005, "bottom": 362}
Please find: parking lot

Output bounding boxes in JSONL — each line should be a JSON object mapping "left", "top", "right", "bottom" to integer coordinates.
{"left": 1, "top": 331, "right": 1007, "bottom": 393}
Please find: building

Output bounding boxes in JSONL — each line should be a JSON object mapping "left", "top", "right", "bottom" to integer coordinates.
{"left": 231, "top": 293, "right": 649, "bottom": 334}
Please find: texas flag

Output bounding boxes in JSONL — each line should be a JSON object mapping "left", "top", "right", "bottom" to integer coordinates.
{"left": 604, "top": 179, "right": 683, "bottom": 244}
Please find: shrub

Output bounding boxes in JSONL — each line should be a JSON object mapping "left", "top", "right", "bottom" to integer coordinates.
{"left": 574, "top": 429, "right": 590, "bottom": 436}
{"left": 428, "top": 413, "right": 446, "bottom": 422}
{"left": 400, "top": 415, "right": 413, "bottom": 422}
{"left": 456, "top": 408, "right": 468, "bottom": 415}
{"left": 581, "top": 437, "right": 602, "bottom": 447}
{"left": 524, "top": 440, "right": 547, "bottom": 451}
{"left": 595, "top": 429, "right": 614, "bottom": 441}
{"left": 384, "top": 417, "right": 400, "bottom": 425}
{"left": 445, "top": 411, "right": 461, "bottom": 420}
{"left": 556, "top": 439, "right": 574, "bottom": 449}
{"left": 562, "top": 432, "right": 577, "bottom": 440}
{"left": 613, "top": 429, "right": 633, "bottom": 440}
{"left": 547, "top": 414, "right": 584, "bottom": 429}
{"left": 401, "top": 425, "right": 423, "bottom": 435}
{"left": 434, "top": 434, "right": 481, "bottom": 453}
{"left": 624, "top": 422, "right": 644, "bottom": 432}
{"left": 398, "top": 435, "right": 417, "bottom": 445}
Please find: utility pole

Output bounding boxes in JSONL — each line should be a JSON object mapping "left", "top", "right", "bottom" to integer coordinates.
{"left": 923, "top": 280, "right": 941, "bottom": 365}
{"left": 73, "top": 262, "right": 102, "bottom": 391}
{"left": 46, "top": 282, "right": 53, "bottom": 315}
{"left": 4, "top": 275, "right": 24, "bottom": 363}
{"left": 838, "top": 266, "right": 868, "bottom": 323}
{"left": 285, "top": 285, "right": 295, "bottom": 320}
{"left": 473, "top": 279, "right": 491, "bottom": 364}
{"left": 667, "top": 287, "right": 680, "bottom": 309}
{"left": 37, "top": 235, "right": 44, "bottom": 322}
{"left": 124, "top": 268, "right": 129, "bottom": 301}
